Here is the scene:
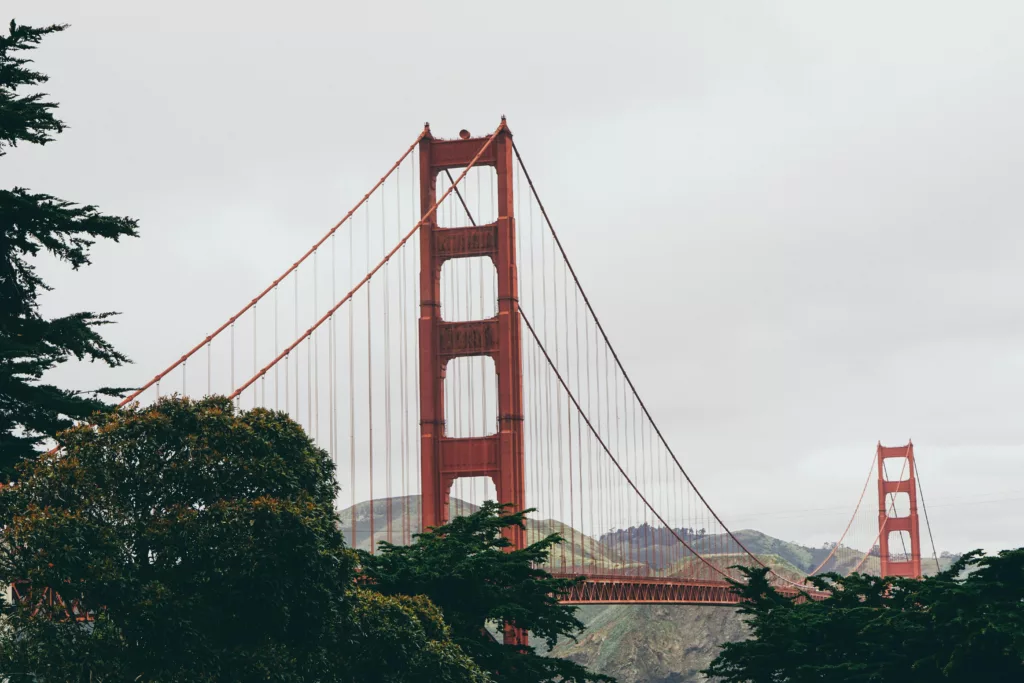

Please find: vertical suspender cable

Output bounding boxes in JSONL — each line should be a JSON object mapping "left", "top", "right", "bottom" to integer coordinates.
{"left": 398, "top": 162, "right": 410, "bottom": 544}
{"left": 367, "top": 201, "right": 375, "bottom": 552}
{"left": 639, "top": 384, "right": 649, "bottom": 571}
{"left": 564, "top": 259, "right": 575, "bottom": 571}
{"left": 584, "top": 314, "right": 595, "bottom": 573}
{"left": 552, "top": 216, "right": 565, "bottom": 569}
{"left": 294, "top": 268, "right": 299, "bottom": 419}
{"left": 349, "top": 210, "right": 356, "bottom": 547}
{"left": 275, "top": 286, "right": 279, "bottom": 410}
{"left": 383, "top": 186, "right": 393, "bottom": 545}
{"left": 330, "top": 234, "right": 337, "bottom": 472}
{"left": 314, "top": 251, "right": 320, "bottom": 442}
{"left": 254, "top": 302, "right": 258, "bottom": 407}
{"left": 412, "top": 148, "right": 422, "bottom": 532}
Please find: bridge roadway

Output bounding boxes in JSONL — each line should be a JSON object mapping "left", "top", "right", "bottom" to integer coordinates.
{"left": 555, "top": 573, "right": 823, "bottom": 606}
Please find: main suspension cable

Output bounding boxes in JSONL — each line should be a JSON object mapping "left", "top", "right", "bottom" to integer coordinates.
{"left": 914, "top": 457, "right": 942, "bottom": 574}
{"left": 229, "top": 123, "right": 504, "bottom": 399}
{"left": 519, "top": 306, "right": 729, "bottom": 581}
{"left": 512, "top": 141, "right": 796, "bottom": 586}
{"left": 807, "top": 454, "right": 877, "bottom": 577}
{"left": 119, "top": 130, "right": 427, "bottom": 408}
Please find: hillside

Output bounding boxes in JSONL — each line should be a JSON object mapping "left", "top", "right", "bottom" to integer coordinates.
{"left": 551, "top": 604, "right": 747, "bottom": 683}
{"left": 337, "top": 496, "right": 630, "bottom": 570}
{"left": 338, "top": 496, "right": 961, "bottom": 683}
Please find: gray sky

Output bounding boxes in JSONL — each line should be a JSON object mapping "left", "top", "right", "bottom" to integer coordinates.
{"left": 5, "top": 1, "right": 1024, "bottom": 554}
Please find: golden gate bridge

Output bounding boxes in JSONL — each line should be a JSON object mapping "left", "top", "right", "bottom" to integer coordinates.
{"left": 85, "top": 119, "right": 938, "bottom": 612}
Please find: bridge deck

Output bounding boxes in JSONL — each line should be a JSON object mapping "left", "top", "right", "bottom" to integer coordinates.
{"left": 556, "top": 574, "right": 819, "bottom": 606}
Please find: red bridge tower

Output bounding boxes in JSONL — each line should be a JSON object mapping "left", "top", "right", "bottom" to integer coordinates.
{"left": 876, "top": 441, "right": 922, "bottom": 578}
{"left": 417, "top": 121, "right": 526, "bottom": 550}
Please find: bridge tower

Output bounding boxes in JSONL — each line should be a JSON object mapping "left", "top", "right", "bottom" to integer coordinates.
{"left": 876, "top": 441, "right": 922, "bottom": 578}
{"left": 417, "top": 121, "right": 526, "bottom": 551}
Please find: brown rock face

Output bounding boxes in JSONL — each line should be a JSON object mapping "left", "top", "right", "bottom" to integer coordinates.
{"left": 551, "top": 604, "right": 749, "bottom": 683}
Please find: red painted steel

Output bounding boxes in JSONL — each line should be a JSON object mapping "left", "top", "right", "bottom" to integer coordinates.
{"left": 418, "top": 121, "right": 525, "bottom": 545}
{"left": 557, "top": 575, "right": 825, "bottom": 606}
{"left": 418, "top": 121, "right": 527, "bottom": 645}
{"left": 877, "top": 441, "right": 922, "bottom": 578}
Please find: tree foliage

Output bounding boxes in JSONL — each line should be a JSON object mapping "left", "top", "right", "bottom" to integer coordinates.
{"left": 1, "top": 20, "right": 138, "bottom": 475}
{"left": 347, "top": 589, "right": 489, "bottom": 683}
{"left": 704, "top": 550, "right": 1024, "bottom": 682}
{"left": 358, "top": 502, "right": 614, "bottom": 683}
{"left": 0, "top": 396, "right": 487, "bottom": 683}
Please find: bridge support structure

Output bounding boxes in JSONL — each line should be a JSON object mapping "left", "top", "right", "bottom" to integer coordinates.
{"left": 877, "top": 441, "right": 922, "bottom": 578}
{"left": 417, "top": 121, "right": 527, "bottom": 643}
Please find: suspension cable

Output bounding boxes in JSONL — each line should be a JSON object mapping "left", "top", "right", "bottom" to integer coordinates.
{"left": 512, "top": 141, "right": 797, "bottom": 586}
{"left": 914, "top": 457, "right": 942, "bottom": 574}
{"left": 520, "top": 306, "right": 730, "bottom": 581}
{"left": 117, "top": 130, "right": 427, "bottom": 408}
{"left": 229, "top": 123, "right": 504, "bottom": 399}
{"left": 807, "top": 453, "right": 876, "bottom": 576}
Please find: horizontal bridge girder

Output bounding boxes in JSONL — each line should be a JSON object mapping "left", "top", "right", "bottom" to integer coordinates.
{"left": 438, "top": 319, "right": 499, "bottom": 359}
{"left": 881, "top": 515, "right": 914, "bottom": 532}
{"left": 881, "top": 479, "right": 913, "bottom": 494}
{"left": 429, "top": 137, "right": 498, "bottom": 171}
{"left": 439, "top": 436, "right": 499, "bottom": 476}
{"left": 555, "top": 575, "right": 740, "bottom": 606}
{"left": 435, "top": 224, "right": 498, "bottom": 261}
{"left": 552, "top": 574, "right": 823, "bottom": 606}
{"left": 886, "top": 560, "right": 918, "bottom": 574}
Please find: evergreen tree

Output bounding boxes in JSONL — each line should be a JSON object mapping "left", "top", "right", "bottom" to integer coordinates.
{"left": 0, "top": 20, "right": 138, "bottom": 476}
{"left": 704, "top": 550, "right": 1024, "bottom": 682}
{"left": 359, "top": 502, "right": 614, "bottom": 683}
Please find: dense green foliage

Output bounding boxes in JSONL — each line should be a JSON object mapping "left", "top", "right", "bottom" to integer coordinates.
{"left": 0, "top": 397, "right": 487, "bottom": 683}
{"left": 705, "top": 550, "right": 1024, "bottom": 682}
{"left": 359, "top": 502, "right": 614, "bottom": 683}
{"left": 1, "top": 20, "right": 138, "bottom": 475}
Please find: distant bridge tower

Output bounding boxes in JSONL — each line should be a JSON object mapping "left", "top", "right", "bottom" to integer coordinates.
{"left": 417, "top": 121, "right": 525, "bottom": 548}
{"left": 876, "top": 441, "right": 922, "bottom": 578}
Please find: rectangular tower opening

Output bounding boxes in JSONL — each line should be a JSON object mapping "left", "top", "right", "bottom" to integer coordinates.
{"left": 885, "top": 491, "right": 911, "bottom": 518}
{"left": 449, "top": 476, "right": 498, "bottom": 519}
{"left": 436, "top": 166, "right": 498, "bottom": 227}
{"left": 444, "top": 355, "right": 498, "bottom": 438}
{"left": 440, "top": 256, "right": 498, "bottom": 322}
{"left": 882, "top": 457, "right": 911, "bottom": 481}
{"left": 886, "top": 530, "right": 913, "bottom": 563}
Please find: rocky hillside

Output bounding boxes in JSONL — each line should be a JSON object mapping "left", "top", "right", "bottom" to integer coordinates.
{"left": 551, "top": 604, "right": 748, "bottom": 683}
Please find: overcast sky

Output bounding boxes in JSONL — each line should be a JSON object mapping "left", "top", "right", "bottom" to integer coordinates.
{"left": 5, "top": 1, "right": 1024, "bottom": 554}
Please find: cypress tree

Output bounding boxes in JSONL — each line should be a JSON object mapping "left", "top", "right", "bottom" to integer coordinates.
{"left": 0, "top": 20, "right": 138, "bottom": 476}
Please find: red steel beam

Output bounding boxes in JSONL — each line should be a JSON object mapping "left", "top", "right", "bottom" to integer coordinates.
{"left": 556, "top": 574, "right": 826, "bottom": 606}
